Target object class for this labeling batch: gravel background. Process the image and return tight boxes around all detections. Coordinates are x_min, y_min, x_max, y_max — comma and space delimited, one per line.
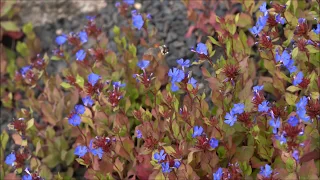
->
17, 0, 219, 75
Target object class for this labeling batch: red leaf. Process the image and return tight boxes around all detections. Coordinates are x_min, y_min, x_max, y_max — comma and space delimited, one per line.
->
185, 25, 196, 38
4, 31, 23, 39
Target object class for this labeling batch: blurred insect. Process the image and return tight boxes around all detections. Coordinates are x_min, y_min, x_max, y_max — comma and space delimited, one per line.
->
143, 45, 169, 61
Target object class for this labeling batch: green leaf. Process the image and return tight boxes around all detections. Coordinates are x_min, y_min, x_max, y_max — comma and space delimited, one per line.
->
51, 55, 62, 61
228, 24, 237, 35
235, 13, 240, 23
234, 146, 254, 162
82, 117, 94, 129
1, 131, 9, 149
172, 121, 180, 139
128, 44, 137, 56
208, 36, 221, 47
217, 146, 227, 158
286, 86, 301, 93
121, 36, 127, 49
26, 118, 34, 130
285, 92, 298, 105
0, 21, 19, 31
46, 127, 55, 138
22, 22, 33, 35
42, 153, 60, 168
226, 40, 231, 57
113, 26, 120, 36
76, 158, 89, 167
187, 152, 194, 164
16, 42, 29, 57
286, 157, 296, 172
155, 172, 165, 180
35, 141, 41, 156
65, 149, 75, 166
292, 47, 299, 58
39, 165, 53, 180
1, 1, 15, 17
163, 146, 176, 155
60, 82, 72, 89
306, 45, 320, 54
76, 74, 84, 88
263, 59, 275, 76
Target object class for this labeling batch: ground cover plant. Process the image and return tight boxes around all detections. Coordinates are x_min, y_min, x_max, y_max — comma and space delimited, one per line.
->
1, 0, 320, 179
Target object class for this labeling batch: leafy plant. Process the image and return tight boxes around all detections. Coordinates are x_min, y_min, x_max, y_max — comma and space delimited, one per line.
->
1, 0, 320, 180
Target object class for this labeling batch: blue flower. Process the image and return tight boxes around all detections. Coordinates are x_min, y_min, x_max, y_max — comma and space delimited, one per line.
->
88, 140, 104, 159
55, 34, 68, 45
132, 14, 144, 30
296, 109, 310, 122
296, 96, 308, 109
91, 147, 104, 159
82, 96, 94, 107
76, 49, 86, 61
5, 153, 16, 166
154, 150, 166, 162
249, 15, 268, 36
269, 117, 281, 134
68, 114, 81, 126
295, 96, 310, 122
313, 24, 320, 34
136, 130, 142, 139
20, 65, 32, 77
74, 104, 85, 115
168, 68, 185, 83
259, 2, 268, 15
115, 2, 120, 7
78, 31, 88, 43
249, 26, 260, 37
192, 126, 204, 138
275, 50, 291, 66
188, 77, 197, 88
88, 73, 101, 86
231, 103, 245, 115
224, 112, 237, 126
259, 164, 272, 178
171, 83, 180, 92
258, 100, 270, 112
86, 16, 96, 21
146, 13, 152, 20
213, 167, 223, 180
137, 60, 150, 70
176, 58, 190, 68
124, 0, 134, 5
292, 150, 299, 161
298, 18, 306, 24
174, 160, 181, 168
74, 145, 88, 157
209, 138, 219, 149
22, 175, 32, 180
161, 162, 171, 173
275, 14, 285, 24
288, 116, 299, 127
113, 81, 126, 88
276, 132, 287, 145
253, 85, 264, 92
196, 43, 208, 55
293, 71, 303, 86
288, 65, 297, 74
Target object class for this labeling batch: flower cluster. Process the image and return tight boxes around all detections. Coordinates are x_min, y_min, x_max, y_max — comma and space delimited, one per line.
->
167, 58, 197, 92
153, 150, 181, 174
